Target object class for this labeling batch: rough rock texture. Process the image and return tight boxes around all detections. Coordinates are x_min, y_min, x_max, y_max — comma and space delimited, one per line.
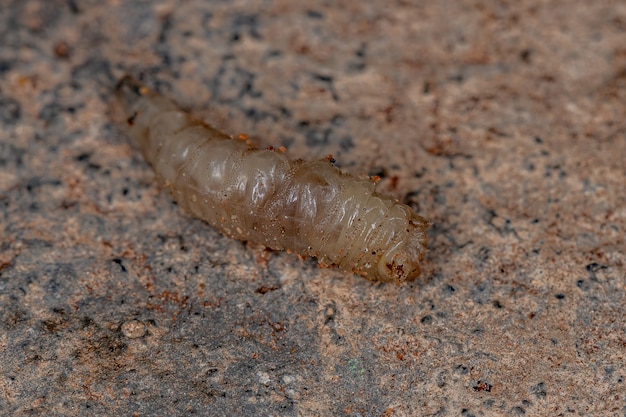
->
1, 1, 624, 416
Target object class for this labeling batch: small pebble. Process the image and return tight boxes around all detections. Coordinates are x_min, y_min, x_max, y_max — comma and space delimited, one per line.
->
121, 319, 146, 339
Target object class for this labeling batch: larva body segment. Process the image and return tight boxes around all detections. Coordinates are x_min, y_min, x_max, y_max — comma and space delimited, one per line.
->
115, 76, 429, 283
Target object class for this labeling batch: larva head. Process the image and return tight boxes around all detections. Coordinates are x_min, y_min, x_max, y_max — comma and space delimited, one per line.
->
114, 76, 179, 131
115, 76, 146, 115
115, 76, 188, 164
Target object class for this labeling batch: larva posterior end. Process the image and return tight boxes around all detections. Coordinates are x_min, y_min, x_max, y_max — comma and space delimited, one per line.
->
377, 215, 429, 284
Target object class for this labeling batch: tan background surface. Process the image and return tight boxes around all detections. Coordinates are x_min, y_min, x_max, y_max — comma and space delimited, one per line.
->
1, 0, 625, 416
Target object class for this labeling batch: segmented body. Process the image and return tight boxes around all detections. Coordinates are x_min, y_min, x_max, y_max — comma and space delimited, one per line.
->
115, 76, 428, 283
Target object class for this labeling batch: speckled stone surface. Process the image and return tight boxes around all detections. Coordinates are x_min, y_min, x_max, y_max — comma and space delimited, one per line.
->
1, 1, 625, 416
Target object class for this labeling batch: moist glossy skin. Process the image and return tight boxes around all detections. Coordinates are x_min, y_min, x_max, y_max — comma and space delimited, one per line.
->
115, 76, 429, 283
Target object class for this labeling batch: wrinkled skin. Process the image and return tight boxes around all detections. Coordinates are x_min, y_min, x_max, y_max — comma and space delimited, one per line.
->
116, 76, 428, 283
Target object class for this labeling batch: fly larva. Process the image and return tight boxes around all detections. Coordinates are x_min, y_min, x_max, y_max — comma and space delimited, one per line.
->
115, 76, 429, 283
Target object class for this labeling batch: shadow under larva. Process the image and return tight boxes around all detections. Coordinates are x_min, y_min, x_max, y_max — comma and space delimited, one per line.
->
114, 76, 429, 283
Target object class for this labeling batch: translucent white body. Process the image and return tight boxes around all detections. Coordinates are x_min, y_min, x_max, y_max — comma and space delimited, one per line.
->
115, 76, 428, 283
